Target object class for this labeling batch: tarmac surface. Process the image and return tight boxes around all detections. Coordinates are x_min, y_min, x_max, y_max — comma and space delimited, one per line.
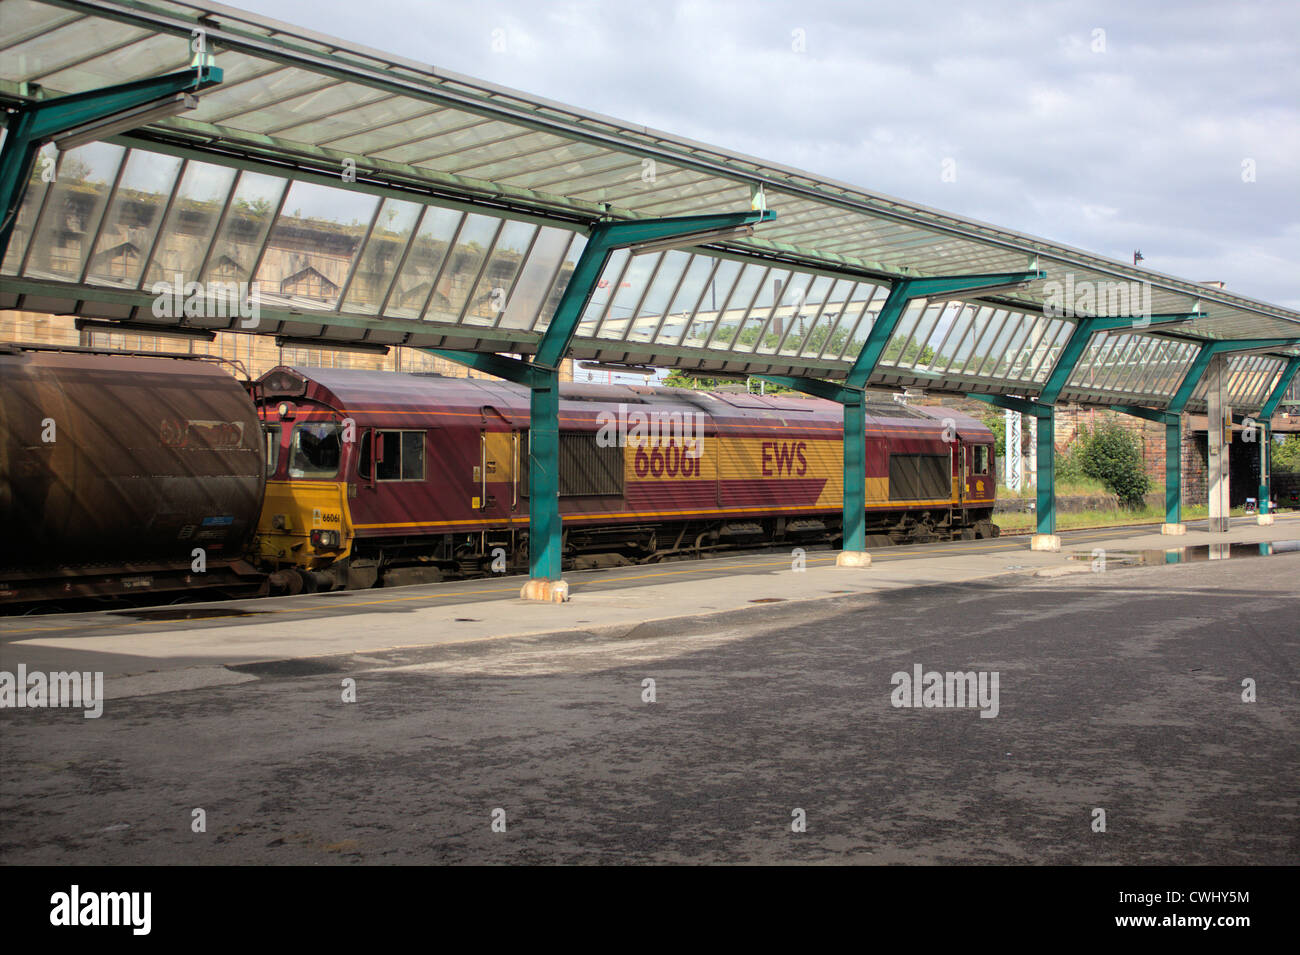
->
1, 516, 1297, 864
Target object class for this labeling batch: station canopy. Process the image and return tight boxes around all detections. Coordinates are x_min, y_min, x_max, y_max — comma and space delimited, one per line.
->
2, 0, 1298, 415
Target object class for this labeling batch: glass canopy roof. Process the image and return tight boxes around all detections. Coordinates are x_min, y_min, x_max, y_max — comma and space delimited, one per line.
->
1, 0, 1297, 412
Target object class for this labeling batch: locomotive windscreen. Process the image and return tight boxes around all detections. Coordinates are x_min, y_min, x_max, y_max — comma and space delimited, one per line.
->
889, 454, 951, 501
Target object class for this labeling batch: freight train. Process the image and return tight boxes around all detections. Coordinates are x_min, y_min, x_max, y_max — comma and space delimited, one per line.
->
0, 343, 999, 608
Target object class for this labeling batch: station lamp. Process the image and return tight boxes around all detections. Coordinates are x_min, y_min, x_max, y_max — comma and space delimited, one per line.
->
52, 93, 201, 152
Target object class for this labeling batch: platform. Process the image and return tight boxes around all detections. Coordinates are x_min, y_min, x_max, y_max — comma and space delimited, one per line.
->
2, 513, 1295, 701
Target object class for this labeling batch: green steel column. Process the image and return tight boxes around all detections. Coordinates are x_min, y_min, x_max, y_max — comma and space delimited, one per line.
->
1036, 411, 1055, 535
0, 109, 40, 259
765, 270, 1041, 556
842, 395, 867, 552
529, 372, 562, 579
755, 374, 868, 552
841, 270, 1042, 552
1166, 418, 1182, 524
1163, 342, 1299, 527
434, 210, 774, 584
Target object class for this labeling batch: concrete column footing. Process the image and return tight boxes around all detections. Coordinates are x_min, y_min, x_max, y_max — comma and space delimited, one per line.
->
1161, 523, 1187, 535
1030, 534, 1061, 552
836, 551, 873, 567
520, 579, 570, 602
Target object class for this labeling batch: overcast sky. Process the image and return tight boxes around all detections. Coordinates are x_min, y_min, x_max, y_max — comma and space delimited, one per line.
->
246, 0, 1298, 309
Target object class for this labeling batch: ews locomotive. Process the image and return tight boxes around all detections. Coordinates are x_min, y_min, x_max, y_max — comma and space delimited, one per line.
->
252, 365, 998, 591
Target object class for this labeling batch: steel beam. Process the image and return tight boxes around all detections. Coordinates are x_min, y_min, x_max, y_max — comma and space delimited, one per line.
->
1168, 340, 1300, 414
1040, 313, 1202, 405
755, 375, 857, 405
845, 271, 1042, 389
1258, 356, 1300, 421
430, 210, 774, 590
0, 67, 222, 261
967, 393, 1051, 417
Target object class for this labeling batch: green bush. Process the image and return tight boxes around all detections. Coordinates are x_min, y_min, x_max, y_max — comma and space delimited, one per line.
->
1275, 434, 1300, 473
1056, 424, 1088, 483
1077, 422, 1150, 507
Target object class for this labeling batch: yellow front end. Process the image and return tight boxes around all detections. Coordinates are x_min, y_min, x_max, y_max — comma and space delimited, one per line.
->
255, 480, 355, 570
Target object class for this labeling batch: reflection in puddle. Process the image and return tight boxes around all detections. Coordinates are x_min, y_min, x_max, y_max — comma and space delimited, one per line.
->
1069, 540, 1300, 566
115, 607, 269, 620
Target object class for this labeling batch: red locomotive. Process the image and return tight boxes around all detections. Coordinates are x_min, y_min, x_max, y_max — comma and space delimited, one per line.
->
252, 365, 998, 590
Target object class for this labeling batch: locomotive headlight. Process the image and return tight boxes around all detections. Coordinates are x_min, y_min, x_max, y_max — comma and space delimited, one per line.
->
278, 401, 294, 420
310, 529, 341, 549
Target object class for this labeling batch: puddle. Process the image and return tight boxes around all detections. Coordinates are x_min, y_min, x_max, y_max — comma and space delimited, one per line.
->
1069, 540, 1300, 566
227, 658, 343, 677
115, 607, 268, 620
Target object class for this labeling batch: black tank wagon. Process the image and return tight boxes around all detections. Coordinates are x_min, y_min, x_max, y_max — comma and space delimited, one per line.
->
0, 345, 266, 607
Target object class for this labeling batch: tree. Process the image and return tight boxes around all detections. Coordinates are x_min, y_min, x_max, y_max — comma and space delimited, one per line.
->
661, 369, 796, 394
1274, 434, 1300, 473
1078, 422, 1150, 507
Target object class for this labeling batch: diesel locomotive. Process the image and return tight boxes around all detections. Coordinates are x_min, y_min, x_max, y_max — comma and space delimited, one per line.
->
0, 344, 999, 607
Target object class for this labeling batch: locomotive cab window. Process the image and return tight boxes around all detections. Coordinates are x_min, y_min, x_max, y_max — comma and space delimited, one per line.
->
289, 422, 341, 479
972, 445, 990, 474
368, 430, 425, 482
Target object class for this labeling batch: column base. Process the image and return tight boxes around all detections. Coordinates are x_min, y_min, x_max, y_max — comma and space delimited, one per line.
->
836, 551, 872, 567
1257, 513, 1275, 526
1161, 523, 1187, 535
1030, 534, 1061, 552
520, 579, 570, 603
1208, 517, 1231, 533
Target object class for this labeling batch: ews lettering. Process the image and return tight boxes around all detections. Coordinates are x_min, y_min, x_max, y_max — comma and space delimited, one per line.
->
762, 441, 808, 477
